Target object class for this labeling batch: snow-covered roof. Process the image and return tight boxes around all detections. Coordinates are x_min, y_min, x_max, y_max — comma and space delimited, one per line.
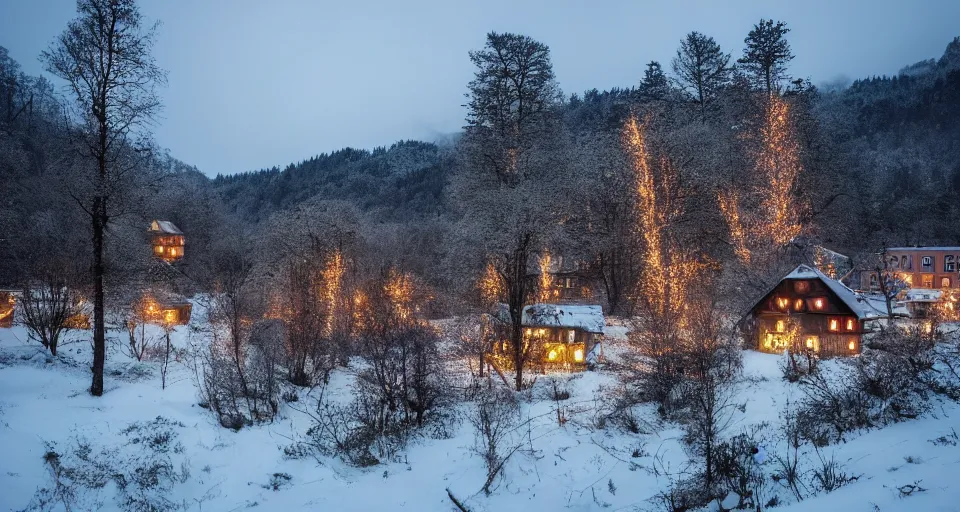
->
888, 246, 960, 252
149, 220, 182, 235
782, 264, 880, 320
519, 304, 605, 333
903, 289, 943, 303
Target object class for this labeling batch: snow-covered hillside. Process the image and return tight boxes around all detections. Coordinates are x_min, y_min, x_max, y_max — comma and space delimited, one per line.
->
0, 317, 958, 512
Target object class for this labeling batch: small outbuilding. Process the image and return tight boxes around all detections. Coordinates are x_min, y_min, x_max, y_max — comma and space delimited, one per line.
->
496, 303, 605, 368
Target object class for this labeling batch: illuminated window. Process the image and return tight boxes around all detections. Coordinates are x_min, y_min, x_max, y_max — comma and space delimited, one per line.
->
848, 339, 856, 351
794, 299, 804, 311
812, 297, 825, 310
775, 320, 785, 333
776, 297, 789, 310
804, 336, 820, 351
846, 319, 855, 331
941, 277, 951, 288
547, 349, 558, 361
922, 274, 934, 288
829, 318, 839, 332
573, 348, 584, 362
794, 281, 810, 294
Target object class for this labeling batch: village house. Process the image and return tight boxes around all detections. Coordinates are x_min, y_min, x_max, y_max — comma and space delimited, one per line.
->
744, 264, 890, 357
149, 220, 185, 262
541, 254, 599, 302
859, 246, 960, 291
495, 303, 606, 369
140, 292, 192, 326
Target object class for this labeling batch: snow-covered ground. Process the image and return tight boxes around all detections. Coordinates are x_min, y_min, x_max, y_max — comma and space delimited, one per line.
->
0, 314, 958, 511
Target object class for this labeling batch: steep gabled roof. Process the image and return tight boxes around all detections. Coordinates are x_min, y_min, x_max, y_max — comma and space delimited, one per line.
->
149, 220, 182, 235
753, 264, 886, 320
495, 303, 606, 333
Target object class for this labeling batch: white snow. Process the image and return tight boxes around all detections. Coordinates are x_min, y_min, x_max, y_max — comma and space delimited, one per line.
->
0, 308, 958, 511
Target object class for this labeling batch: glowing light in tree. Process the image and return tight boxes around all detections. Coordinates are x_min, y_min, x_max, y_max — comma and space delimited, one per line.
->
478, 261, 504, 307
321, 249, 346, 336
622, 116, 703, 322
537, 251, 555, 303
719, 95, 806, 263
384, 268, 415, 321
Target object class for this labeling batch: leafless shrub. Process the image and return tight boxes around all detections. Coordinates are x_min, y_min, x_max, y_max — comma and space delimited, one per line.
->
25, 417, 191, 512
712, 424, 769, 510
18, 283, 85, 357
779, 348, 818, 383
771, 402, 807, 502
467, 387, 522, 495
810, 448, 858, 494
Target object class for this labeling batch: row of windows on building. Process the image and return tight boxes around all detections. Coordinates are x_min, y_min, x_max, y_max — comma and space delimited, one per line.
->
889, 255, 958, 272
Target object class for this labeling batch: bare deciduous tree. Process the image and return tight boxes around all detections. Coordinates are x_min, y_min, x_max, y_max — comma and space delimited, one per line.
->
42, 0, 166, 396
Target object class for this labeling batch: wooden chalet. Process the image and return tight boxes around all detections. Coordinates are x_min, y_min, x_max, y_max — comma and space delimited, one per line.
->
744, 265, 888, 357
496, 303, 606, 369
149, 220, 185, 262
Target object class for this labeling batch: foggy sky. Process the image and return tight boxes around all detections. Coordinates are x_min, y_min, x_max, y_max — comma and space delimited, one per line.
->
1, 0, 958, 176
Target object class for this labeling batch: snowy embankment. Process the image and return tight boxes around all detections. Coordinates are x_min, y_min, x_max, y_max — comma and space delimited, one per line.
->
0, 315, 958, 511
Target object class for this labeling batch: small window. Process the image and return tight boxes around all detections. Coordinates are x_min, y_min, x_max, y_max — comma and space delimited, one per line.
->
828, 318, 840, 332
945, 255, 956, 272
811, 297, 826, 310
775, 320, 785, 333
794, 299, 804, 312
776, 297, 789, 310
846, 319, 855, 331
869, 274, 878, 286
567, 330, 575, 343
803, 336, 820, 352
794, 281, 810, 294
922, 274, 934, 288
890, 257, 899, 269
901, 256, 908, 269
922, 256, 932, 267
941, 277, 951, 288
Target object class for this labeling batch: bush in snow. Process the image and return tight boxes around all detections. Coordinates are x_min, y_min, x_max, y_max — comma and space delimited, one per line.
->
467, 387, 522, 495
26, 416, 192, 512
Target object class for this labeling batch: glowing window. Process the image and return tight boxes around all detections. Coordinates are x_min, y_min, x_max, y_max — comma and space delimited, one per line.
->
573, 348, 584, 362
775, 320, 785, 333
794, 299, 804, 311
804, 336, 820, 351
846, 319, 855, 331
794, 281, 810, 294
812, 297, 825, 310
848, 339, 856, 351
829, 318, 839, 332
776, 297, 789, 310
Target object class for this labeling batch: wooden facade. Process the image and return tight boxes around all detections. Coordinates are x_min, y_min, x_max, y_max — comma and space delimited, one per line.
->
746, 265, 876, 357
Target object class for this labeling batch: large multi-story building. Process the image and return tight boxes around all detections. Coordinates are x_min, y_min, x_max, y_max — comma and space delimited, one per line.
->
860, 247, 960, 290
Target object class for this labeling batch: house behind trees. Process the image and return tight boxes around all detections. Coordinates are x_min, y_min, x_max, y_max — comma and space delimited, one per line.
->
859, 247, 960, 291
149, 220, 185, 262
495, 303, 605, 368
744, 264, 890, 357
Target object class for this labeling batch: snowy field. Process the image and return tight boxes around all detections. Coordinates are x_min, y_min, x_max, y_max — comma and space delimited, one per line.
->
1, 312, 958, 511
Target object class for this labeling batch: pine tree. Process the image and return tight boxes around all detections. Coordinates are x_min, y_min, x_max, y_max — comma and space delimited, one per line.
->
738, 19, 794, 94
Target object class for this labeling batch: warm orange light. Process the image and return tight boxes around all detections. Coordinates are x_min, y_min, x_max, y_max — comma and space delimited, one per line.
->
829, 319, 839, 332
573, 348, 584, 362
846, 319, 854, 331
813, 298, 824, 310
848, 340, 856, 351
775, 320, 785, 333
794, 299, 803, 311
547, 349, 558, 361
805, 338, 814, 348
776, 297, 789, 310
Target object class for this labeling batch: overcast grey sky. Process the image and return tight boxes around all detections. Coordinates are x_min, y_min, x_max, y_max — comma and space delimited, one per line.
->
1, 0, 958, 176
